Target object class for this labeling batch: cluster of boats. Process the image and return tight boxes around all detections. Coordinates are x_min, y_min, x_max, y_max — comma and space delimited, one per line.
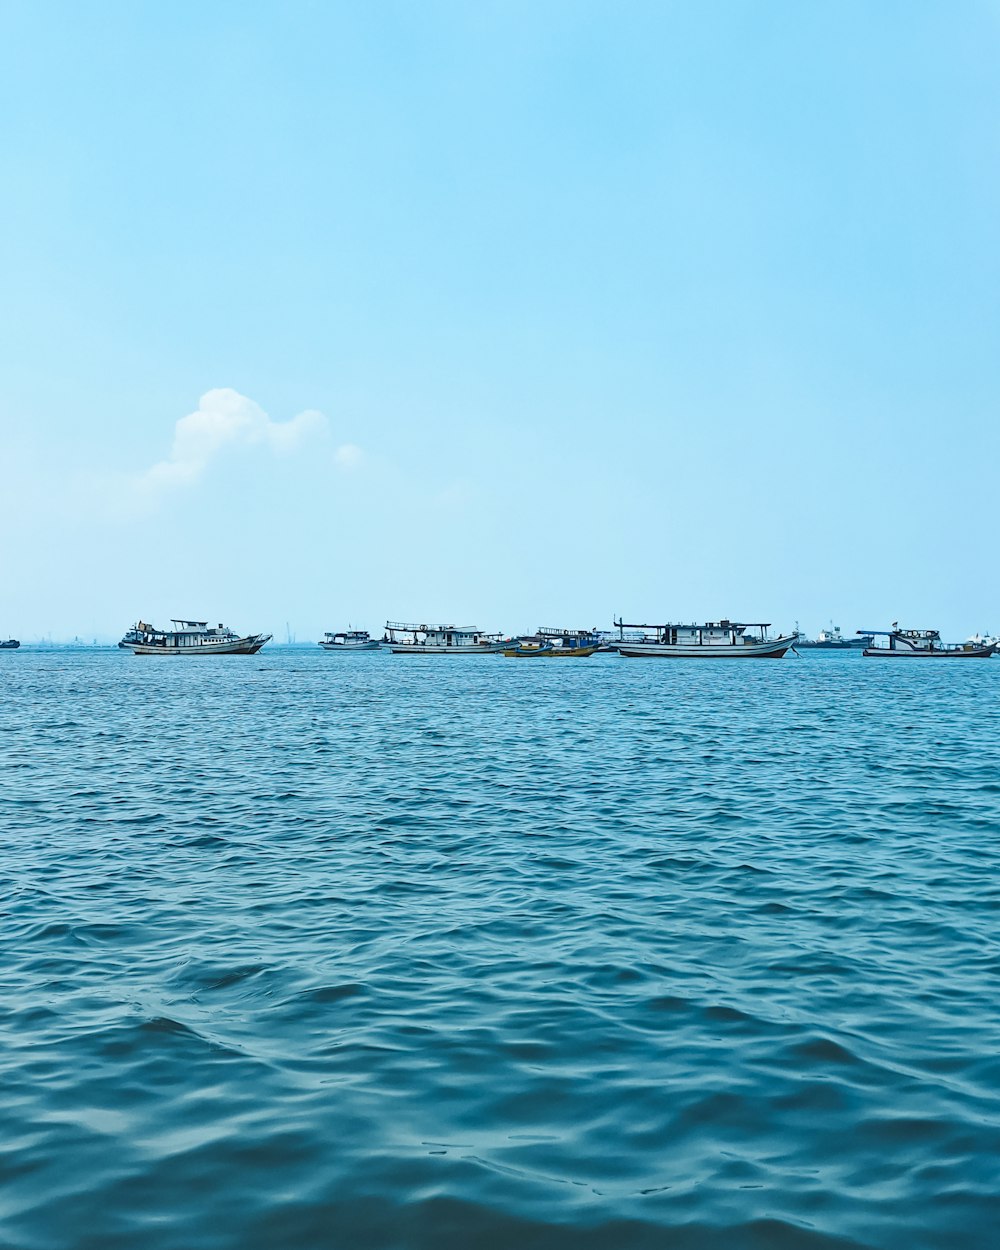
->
100, 617, 1000, 659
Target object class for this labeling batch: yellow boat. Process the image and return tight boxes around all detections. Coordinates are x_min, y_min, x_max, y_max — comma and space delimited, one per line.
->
503, 628, 599, 658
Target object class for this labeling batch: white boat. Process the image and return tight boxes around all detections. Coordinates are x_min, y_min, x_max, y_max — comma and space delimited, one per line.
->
122, 619, 272, 656
384, 621, 506, 654
796, 623, 871, 650
861, 626, 995, 659
319, 630, 380, 651
615, 618, 796, 659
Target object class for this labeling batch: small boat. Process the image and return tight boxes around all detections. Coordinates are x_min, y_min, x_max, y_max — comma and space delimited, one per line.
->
861, 625, 995, 658
384, 621, 506, 654
615, 618, 796, 659
796, 623, 872, 650
0, 638, 20, 650
318, 630, 380, 651
503, 627, 599, 657
122, 619, 272, 656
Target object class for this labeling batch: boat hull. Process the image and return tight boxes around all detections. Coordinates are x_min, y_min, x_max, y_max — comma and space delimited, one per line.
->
503, 646, 598, 658
389, 643, 506, 654
862, 645, 995, 659
319, 641, 381, 651
0, 639, 20, 650
127, 634, 271, 656
618, 636, 795, 659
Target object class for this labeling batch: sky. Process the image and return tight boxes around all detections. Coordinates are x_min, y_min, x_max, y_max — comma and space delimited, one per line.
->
2, 0, 999, 642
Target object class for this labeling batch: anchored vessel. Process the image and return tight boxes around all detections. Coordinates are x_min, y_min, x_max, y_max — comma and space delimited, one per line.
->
615, 619, 796, 659
797, 624, 872, 650
384, 621, 506, 654
504, 627, 600, 657
319, 630, 380, 651
121, 620, 272, 656
0, 638, 19, 650
861, 626, 995, 658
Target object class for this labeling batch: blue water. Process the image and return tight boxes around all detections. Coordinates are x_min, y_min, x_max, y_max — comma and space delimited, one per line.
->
2, 648, 999, 1250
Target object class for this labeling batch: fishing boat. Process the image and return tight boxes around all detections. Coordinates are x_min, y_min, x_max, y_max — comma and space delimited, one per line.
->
860, 626, 995, 658
503, 627, 599, 657
384, 621, 506, 654
0, 638, 20, 650
121, 620, 272, 656
615, 618, 796, 659
318, 630, 380, 651
796, 623, 872, 650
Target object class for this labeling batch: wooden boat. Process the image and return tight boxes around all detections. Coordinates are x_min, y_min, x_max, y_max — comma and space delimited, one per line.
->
122, 620, 272, 656
0, 638, 20, 650
319, 630, 380, 651
503, 627, 599, 657
615, 618, 795, 659
861, 626, 995, 658
384, 621, 506, 654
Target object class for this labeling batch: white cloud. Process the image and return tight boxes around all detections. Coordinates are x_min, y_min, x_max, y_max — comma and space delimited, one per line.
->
334, 442, 364, 469
134, 388, 336, 501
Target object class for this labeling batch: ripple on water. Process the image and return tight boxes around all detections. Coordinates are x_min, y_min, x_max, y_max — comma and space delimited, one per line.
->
2, 650, 1000, 1249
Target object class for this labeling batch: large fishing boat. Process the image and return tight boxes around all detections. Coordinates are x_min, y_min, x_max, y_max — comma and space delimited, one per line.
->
615, 618, 796, 659
0, 638, 19, 650
384, 621, 506, 654
503, 627, 600, 657
860, 626, 995, 658
318, 629, 380, 651
796, 623, 872, 650
121, 620, 272, 656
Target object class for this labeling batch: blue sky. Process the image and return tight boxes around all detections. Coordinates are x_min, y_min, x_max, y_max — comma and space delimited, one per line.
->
2, 1, 998, 641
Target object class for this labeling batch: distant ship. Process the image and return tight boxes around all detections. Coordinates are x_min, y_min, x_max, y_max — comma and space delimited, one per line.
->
614, 618, 796, 659
861, 626, 995, 659
796, 624, 872, 650
120, 620, 272, 656
384, 621, 506, 654
0, 638, 20, 650
318, 630, 380, 651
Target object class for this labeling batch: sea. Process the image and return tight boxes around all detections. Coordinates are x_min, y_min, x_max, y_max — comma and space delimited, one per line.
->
2, 647, 999, 1250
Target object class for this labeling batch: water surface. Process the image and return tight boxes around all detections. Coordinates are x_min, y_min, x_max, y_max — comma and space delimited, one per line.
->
2, 649, 999, 1249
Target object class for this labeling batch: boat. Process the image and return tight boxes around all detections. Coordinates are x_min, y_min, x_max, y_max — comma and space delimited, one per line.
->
503, 629, 599, 657
614, 618, 796, 659
121, 619, 272, 656
318, 630, 380, 651
860, 625, 995, 658
384, 621, 507, 654
503, 627, 600, 657
796, 623, 872, 650
0, 638, 20, 650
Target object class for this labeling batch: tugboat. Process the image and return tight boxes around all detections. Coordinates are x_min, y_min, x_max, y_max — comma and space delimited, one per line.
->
318, 629, 380, 651
503, 627, 600, 657
860, 625, 995, 658
384, 621, 506, 654
0, 638, 20, 650
615, 618, 796, 659
121, 620, 272, 655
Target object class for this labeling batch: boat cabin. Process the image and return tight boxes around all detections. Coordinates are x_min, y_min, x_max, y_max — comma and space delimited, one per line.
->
322, 630, 371, 645
614, 618, 773, 646
384, 621, 499, 646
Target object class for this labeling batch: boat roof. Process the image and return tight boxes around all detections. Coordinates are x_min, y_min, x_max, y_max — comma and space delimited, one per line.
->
385, 621, 481, 631
615, 619, 771, 629
859, 628, 940, 636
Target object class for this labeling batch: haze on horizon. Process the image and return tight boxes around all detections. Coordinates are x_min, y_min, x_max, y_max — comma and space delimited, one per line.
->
3, 2, 999, 644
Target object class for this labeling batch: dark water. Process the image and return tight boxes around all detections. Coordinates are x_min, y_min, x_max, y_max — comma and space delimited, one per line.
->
2, 648, 999, 1250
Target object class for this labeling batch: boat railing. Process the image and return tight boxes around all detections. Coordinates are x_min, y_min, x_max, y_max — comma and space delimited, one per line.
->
385, 621, 458, 633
